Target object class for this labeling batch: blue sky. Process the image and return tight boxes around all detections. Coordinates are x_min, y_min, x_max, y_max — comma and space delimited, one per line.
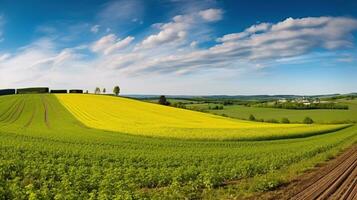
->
0, 0, 357, 95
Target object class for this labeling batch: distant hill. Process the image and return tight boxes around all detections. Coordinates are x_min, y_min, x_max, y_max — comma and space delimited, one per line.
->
124, 93, 356, 101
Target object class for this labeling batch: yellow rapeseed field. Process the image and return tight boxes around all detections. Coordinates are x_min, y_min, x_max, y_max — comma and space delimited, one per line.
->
56, 94, 347, 140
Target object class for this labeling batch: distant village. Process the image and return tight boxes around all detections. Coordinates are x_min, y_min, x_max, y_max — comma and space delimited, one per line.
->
277, 97, 327, 106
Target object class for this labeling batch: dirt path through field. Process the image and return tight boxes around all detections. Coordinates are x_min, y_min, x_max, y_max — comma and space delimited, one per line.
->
41, 96, 50, 128
257, 145, 357, 200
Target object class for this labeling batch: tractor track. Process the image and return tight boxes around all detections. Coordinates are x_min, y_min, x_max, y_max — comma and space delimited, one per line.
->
24, 104, 37, 128
0, 97, 22, 122
289, 145, 357, 200
254, 145, 357, 200
41, 96, 51, 128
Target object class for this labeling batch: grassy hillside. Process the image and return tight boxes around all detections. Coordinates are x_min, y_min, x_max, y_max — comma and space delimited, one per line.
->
0, 94, 356, 199
55, 94, 346, 140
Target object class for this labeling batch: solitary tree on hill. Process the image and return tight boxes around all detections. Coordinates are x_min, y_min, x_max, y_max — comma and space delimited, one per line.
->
303, 117, 314, 124
95, 87, 101, 94
159, 95, 170, 106
249, 114, 256, 121
113, 86, 120, 96
281, 117, 290, 124
103, 88, 106, 94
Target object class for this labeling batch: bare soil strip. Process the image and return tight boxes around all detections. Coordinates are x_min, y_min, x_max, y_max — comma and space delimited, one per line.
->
24, 105, 36, 128
41, 96, 50, 128
256, 145, 357, 200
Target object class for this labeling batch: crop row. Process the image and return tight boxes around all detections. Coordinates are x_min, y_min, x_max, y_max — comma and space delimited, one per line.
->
0, 94, 356, 199
56, 94, 349, 140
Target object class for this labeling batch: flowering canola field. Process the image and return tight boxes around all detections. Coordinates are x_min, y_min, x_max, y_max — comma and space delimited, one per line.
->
56, 94, 347, 140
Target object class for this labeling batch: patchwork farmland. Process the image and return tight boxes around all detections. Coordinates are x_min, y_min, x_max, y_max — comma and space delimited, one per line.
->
0, 93, 356, 199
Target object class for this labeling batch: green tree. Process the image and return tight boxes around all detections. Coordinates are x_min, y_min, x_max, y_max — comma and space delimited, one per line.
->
158, 95, 170, 105
303, 117, 314, 124
281, 118, 290, 124
113, 86, 120, 96
249, 114, 256, 121
102, 88, 106, 94
95, 87, 101, 94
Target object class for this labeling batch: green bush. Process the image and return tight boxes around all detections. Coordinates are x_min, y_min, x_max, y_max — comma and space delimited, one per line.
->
159, 95, 170, 106
303, 117, 314, 124
249, 114, 256, 121
265, 119, 279, 123
172, 102, 186, 109
281, 118, 290, 124
208, 105, 224, 110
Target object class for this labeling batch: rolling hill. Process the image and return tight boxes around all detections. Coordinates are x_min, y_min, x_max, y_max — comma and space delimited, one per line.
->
55, 94, 347, 140
0, 94, 356, 199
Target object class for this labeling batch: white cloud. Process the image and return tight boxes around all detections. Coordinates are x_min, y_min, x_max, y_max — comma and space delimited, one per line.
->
139, 8, 222, 49
90, 25, 100, 33
91, 34, 134, 55
139, 15, 192, 49
0, 38, 87, 88
0, 53, 10, 61
1, 15, 357, 94
198, 9, 223, 22
213, 17, 357, 61
96, 0, 144, 33
125, 16, 357, 75
190, 41, 198, 48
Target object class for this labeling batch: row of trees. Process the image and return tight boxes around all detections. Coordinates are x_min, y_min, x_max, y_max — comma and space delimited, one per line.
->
253, 102, 349, 110
249, 114, 314, 124
94, 86, 120, 96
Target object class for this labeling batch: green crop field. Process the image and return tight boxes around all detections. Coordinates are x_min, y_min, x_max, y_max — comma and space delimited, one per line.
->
0, 94, 356, 199
190, 100, 357, 124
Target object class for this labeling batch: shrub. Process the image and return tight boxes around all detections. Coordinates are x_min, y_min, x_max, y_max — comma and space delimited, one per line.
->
172, 102, 186, 109
303, 117, 314, 124
113, 86, 120, 96
265, 119, 279, 123
209, 105, 224, 110
159, 95, 170, 106
281, 118, 290, 124
249, 114, 256, 121
0, 89, 16, 96
50, 90, 67, 93
69, 90, 83, 93
16, 87, 49, 94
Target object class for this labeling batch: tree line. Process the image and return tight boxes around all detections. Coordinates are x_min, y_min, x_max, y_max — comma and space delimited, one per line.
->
92, 86, 121, 96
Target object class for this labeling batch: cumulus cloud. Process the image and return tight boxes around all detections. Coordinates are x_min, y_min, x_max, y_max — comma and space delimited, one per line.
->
198, 8, 223, 22
91, 34, 134, 55
0, 38, 87, 88
139, 8, 223, 49
125, 16, 357, 74
214, 17, 357, 61
0, 53, 10, 62
1, 15, 357, 90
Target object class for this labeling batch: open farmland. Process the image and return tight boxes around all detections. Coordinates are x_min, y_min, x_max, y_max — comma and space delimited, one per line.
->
0, 94, 356, 199
55, 94, 347, 140
196, 100, 357, 124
